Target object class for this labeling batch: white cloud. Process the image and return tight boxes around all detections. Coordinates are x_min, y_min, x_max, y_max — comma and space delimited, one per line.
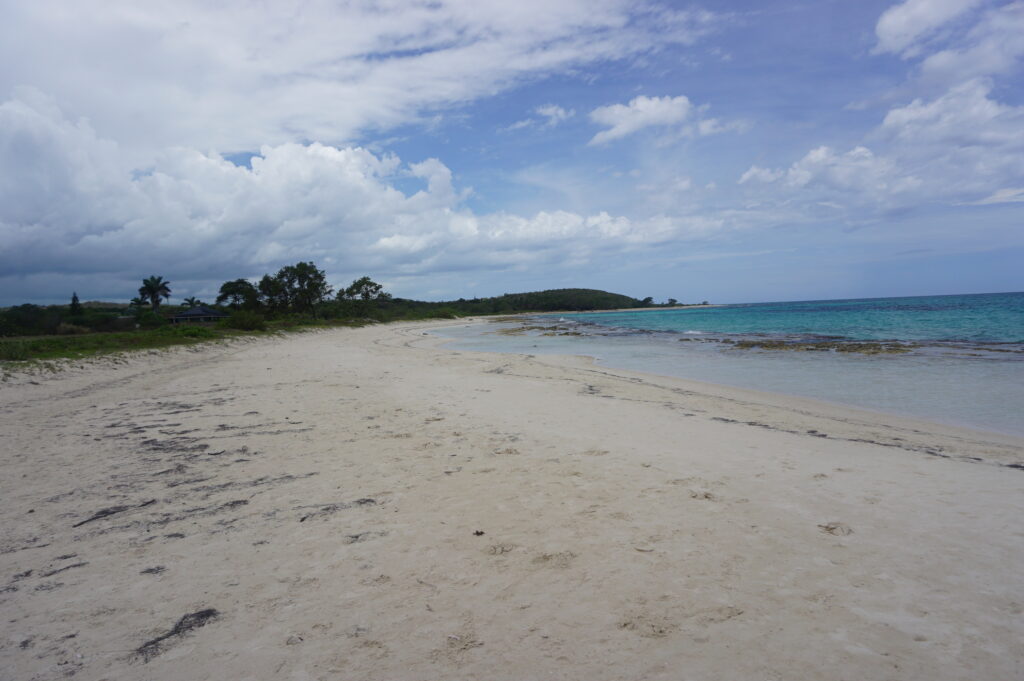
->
783, 146, 921, 195
880, 78, 1024, 147
874, 0, 984, 57
918, 2, 1024, 83
588, 95, 692, 145
535, 104, 575, 127
503, 119, 534, 131
503, 104, 575, 132
588, 94, 745, 145
0, 91, 714, 301
966, 187, 1024, 204
738, 166, 783, 185
738, 76, 1024, 216
741, 146, 921, 200
742, 6, 1024, 219
697, 117, 743, 136
878, 78, 1024, 197
0, 1, 720, 158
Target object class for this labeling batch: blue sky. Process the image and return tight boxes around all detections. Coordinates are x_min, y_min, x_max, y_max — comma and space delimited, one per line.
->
0, 0, 1021, 305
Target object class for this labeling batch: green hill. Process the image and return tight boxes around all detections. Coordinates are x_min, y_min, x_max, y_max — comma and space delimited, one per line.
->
481, 288, 641, 312
383, 288, 641, 316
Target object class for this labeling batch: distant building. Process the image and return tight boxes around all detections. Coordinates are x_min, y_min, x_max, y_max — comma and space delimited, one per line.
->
171, 305, 229, 324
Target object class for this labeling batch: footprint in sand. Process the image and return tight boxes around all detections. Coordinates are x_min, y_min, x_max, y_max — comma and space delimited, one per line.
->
618, 612, 678, 638
531, 551, 577, 568
487, 543, 516, 555
694, 605, 744, 626
671, 476, 725, 488
818, 522, 854, 536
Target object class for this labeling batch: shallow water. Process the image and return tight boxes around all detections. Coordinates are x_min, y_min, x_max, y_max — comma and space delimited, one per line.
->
567, 292, 1024, 344
435, 293, 1024, 437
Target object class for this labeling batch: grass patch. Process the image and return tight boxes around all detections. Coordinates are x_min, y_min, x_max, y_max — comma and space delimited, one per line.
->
0, 311, 447, 365
0, 325, 240, 362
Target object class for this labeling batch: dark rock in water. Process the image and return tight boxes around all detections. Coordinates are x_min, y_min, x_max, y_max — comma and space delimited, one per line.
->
732, 339, 913, 355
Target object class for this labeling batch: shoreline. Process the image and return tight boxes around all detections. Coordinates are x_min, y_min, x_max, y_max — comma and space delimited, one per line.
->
419, 320, 1023, 466
2, 320, 1022, 680
438, 315, 1024, 440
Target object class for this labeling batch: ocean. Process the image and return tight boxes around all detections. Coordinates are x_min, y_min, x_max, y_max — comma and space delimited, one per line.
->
434, 292, 1024, 436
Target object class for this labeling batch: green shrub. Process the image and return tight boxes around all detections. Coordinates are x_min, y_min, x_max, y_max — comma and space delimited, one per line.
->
157, 325, 220, 339
223, 310, 266, 331
0, 340, 30, 361
427, 308, 458, 319
137, 310, 168, 329
56, 323, 91, 335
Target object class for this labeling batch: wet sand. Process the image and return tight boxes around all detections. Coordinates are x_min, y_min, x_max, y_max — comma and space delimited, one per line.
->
1, 320, 1022, 680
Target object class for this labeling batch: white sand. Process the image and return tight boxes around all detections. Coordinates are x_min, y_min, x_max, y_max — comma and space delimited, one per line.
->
2, 320, 1022, 680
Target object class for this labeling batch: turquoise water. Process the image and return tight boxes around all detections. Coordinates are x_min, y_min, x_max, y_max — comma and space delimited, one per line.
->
566, 292, 1024, 344
436, 292, 1024, 436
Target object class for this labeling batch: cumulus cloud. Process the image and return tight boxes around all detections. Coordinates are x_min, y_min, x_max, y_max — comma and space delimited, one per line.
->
739, 2, 1024, 220
0, 92, 710, 302
588, 95, 692, 145
587, 95, 743, 145
740, 146, 919, 198
880, 78, 1024, 148
739, 76, 1024, 212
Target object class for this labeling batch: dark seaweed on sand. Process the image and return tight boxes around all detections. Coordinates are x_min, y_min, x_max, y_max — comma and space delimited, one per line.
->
132, 608, 220, 663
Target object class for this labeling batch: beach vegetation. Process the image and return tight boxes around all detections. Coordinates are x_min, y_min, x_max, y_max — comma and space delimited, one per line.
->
216, 279, 260, 309
0, 340, 30, 361
1, 259, 665, 362
56, 323, 91, 335
222, 310, 267, 331
138, 275, 172, 312
137, 310, 168, 329
0, 325, 231, 362
260, 262, 333, 315
342, 276, 390, 302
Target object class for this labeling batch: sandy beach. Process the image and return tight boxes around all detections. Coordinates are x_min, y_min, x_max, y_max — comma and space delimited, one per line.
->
2, 320, 1022, 681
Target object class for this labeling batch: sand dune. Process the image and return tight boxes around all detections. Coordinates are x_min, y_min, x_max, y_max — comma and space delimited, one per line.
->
2, 320, 1022, 680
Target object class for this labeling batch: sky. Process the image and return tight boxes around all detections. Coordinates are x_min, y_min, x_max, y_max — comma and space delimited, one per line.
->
1, 0, 1022, 306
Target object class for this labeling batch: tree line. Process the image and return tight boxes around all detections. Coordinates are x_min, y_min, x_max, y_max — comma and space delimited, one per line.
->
0, 260, 702, 337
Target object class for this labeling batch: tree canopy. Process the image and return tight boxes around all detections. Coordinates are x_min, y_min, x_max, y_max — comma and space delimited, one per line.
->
216, 279, 259, 309
341, 276, 390, 302
138, 276, 171, 312
277, 262, 333, 314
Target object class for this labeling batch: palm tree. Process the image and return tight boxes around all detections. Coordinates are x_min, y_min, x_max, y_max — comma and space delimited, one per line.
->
183, 296, 201, 308
139, 276, 172, 313
128, 296, 146, 310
